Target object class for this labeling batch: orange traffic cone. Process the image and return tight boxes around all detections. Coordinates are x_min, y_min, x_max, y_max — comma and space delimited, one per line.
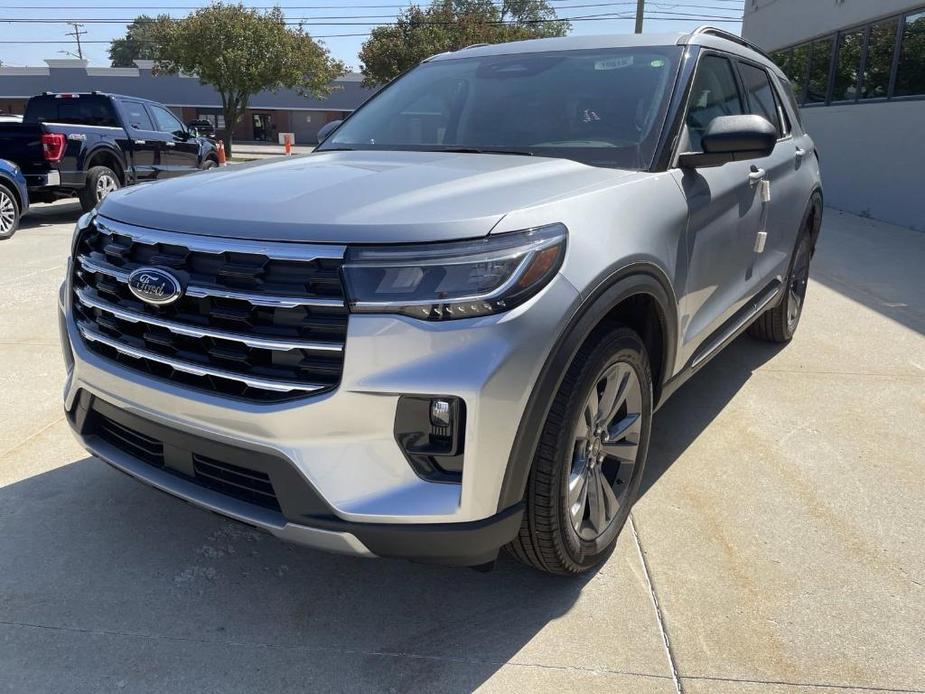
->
217, 140, 227, 166
284, 134, 292, 156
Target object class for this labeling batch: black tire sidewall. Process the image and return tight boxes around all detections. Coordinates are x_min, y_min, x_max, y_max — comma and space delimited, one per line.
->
556, 329, 653, 569
80, 166, 120, 213
0, 183, 19, 239
783, 233, 813, 337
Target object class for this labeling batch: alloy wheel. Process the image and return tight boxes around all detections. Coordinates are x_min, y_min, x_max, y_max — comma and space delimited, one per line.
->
96, 174, 119, 201
0, 190, 15, 235
568, 361, 643, 541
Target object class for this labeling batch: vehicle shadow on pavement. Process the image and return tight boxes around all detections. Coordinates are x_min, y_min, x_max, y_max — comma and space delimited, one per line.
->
0, 453, 597, 692
642, 334, 785, 497
20, 201, 83, 230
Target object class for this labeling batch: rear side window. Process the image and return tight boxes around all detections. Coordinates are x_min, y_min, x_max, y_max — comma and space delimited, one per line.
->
738, 62, 783, 137
24, 95, 118, 127
685, 55, 744, 152
119, 100, 154, 131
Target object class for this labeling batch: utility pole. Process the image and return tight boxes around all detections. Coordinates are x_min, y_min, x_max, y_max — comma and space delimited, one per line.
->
634, 0, 645, 34
63, 22, 87, 60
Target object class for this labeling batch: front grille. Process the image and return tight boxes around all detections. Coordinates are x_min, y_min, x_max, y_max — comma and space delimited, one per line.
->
192, 454, 280, 511
90, 405, 281, 513
71, 217, 348, 402
98, 414, 165, 466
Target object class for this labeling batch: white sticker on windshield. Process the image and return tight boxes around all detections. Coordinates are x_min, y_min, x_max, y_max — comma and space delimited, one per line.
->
595, 56, 634, 71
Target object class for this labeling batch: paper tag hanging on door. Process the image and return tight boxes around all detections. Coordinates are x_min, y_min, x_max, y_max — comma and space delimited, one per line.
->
760, 179, 771, 203
754, 231, 767, 254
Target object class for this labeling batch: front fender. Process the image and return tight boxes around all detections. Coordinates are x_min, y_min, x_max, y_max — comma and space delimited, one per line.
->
495, 264, 679, 511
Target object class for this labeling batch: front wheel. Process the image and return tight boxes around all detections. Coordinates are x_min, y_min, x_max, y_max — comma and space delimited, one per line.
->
507, 326, 652, 575
79, 166, 121, 213
0, 183, 21, 240
202, 158, 218, 170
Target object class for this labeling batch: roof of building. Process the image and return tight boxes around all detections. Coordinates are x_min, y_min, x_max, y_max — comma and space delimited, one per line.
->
0, 59, 375, 111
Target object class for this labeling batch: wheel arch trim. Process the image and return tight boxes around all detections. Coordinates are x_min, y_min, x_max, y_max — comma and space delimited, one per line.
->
496, 262, 679, 511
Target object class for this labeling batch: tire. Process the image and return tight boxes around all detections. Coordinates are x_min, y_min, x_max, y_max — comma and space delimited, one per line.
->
507, 325, 653, 575
0, 183, 20, 240
202, 158, 218, 170
79, 166, 121, 213
748, 231, 813, 343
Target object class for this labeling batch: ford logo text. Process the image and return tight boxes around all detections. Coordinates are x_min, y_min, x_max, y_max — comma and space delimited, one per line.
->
127, 267, 183, 306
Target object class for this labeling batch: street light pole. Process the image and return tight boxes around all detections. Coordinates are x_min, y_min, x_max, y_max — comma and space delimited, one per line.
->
635, 0, 645, 34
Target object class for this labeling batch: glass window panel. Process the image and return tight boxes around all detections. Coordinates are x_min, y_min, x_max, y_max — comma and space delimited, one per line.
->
832, 30, 864, 101
895, 11, 925, 97
788, 44, 810, 103
684, 55, 744, 152
739, 63, 782, 136
862, 19, 899, 99
806, 37, 834, 103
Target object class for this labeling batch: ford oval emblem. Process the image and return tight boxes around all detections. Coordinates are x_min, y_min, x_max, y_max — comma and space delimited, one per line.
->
127, 267, 183, 306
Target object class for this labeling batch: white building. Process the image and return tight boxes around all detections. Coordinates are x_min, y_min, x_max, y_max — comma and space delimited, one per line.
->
742, 1, 924, 230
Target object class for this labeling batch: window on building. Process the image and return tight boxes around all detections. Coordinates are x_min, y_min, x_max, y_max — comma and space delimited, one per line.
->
806, 37, 835, 103
832, 29, 864, 101
685, 55, 744, 152
895, 10, 925, 97
862, 19, 899, 99
787, 44, 811, 103
739, 62, 782, 136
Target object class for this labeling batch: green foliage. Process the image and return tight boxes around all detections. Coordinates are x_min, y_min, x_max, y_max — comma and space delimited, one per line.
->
109, 15, 171, 68
359, 0, 570, 86
154, 3, 345, 153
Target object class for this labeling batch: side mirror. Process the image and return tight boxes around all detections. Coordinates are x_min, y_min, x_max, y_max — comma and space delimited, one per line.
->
316, 120, 342, 144
679, 115, 777, 168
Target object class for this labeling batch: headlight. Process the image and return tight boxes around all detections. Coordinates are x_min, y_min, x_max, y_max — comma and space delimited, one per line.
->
342, 223, 567, 320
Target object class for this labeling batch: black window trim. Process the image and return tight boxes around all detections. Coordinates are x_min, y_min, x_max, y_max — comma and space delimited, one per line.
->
770, 3, 925, 107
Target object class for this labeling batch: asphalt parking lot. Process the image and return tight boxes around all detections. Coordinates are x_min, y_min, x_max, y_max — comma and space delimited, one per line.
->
1, 201, 923, 694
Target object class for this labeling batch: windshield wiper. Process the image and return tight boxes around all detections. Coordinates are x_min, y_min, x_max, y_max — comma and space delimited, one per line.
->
434, 147, 534, 157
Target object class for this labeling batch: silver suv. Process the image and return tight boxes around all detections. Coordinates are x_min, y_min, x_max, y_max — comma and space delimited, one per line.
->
59, 28, 822, 574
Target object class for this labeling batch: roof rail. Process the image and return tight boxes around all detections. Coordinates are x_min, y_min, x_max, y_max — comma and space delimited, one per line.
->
688, 25, 772, 61
460, 43, 489, 50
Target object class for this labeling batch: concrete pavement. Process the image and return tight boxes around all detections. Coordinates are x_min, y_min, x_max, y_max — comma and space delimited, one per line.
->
0, 202, 922, 693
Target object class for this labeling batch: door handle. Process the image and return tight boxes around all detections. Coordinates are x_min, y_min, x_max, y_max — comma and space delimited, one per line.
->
748, 167, 767, 186
165, 141, 176, 147
795, 147, 807, 160
134, 139, 146, 145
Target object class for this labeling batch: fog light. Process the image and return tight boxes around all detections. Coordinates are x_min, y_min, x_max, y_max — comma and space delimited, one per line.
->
395, 396, 466, 482
430, 399, 452, 428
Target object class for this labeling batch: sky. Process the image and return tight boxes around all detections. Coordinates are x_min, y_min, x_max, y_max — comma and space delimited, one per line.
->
0, 0, 744, 71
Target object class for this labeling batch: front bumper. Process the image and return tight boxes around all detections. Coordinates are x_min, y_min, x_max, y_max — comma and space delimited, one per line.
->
60, 272, 578, 564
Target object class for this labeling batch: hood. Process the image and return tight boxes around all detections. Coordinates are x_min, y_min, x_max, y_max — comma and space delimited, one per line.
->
98, 150, 634, 244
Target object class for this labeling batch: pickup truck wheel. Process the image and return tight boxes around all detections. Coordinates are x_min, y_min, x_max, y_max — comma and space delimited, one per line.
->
507, 326, 652, 575
0, 183, 20, 240
748, 232, 812, 343
79, 166, 121, 212
202, 158, 218, 170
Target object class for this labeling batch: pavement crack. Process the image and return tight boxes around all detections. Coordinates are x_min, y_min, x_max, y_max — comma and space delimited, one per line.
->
630, 513, 684, 694
683, 674, 925, 693
0, 415, 65, 460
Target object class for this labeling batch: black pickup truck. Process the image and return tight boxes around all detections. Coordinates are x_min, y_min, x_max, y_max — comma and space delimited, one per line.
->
0, 92, 219, 212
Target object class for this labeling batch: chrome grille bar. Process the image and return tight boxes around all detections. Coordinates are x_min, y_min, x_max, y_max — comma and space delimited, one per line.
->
74, 287, 343, 353
77, 321, 327, 393
95, 216, 346, 261
76, 254, 345, 309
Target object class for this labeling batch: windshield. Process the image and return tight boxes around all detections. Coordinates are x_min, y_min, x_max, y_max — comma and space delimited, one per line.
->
321, 46, 683, 170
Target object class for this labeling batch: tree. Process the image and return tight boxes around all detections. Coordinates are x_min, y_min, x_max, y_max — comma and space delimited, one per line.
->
109, 15, 171, 67
359, 0, 570, 86
154, 3, 345, 156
